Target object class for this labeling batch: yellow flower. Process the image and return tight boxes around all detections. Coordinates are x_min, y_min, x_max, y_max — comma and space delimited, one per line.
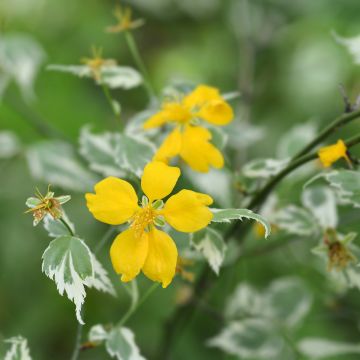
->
143, 85, 234, 172
85, 161, 213, 288
318, 139, 351, 168
81, 47, 116, 82
106, 6, 145, 33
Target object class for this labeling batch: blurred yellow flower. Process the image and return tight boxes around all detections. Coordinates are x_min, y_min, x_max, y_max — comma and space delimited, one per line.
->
85, 161, 213, 288
318, 139, 351, 168
106, 6, 145, 33
81, 47, 116, 82
143, 85, 234, 172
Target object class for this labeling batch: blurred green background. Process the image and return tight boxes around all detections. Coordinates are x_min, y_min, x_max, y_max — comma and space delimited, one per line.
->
1, 0, 360, 359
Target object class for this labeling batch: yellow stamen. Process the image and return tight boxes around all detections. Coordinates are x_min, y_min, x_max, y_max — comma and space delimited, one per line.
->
130, 206, 157, 238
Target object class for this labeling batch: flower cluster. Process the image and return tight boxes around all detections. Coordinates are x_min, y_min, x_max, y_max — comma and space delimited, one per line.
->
144, 85, 234, 172
84, 78, 234, 286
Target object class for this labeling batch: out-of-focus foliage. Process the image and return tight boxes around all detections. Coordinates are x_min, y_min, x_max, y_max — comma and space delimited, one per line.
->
1, 0, 360, 359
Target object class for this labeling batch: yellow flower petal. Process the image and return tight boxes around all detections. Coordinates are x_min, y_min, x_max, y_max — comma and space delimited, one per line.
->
143, 110, 169, 129
143, 103, 191, 129
163, 189, 213, 232
197, 99, 234, 125
142, 228, 178, 288
110, 228, 149, 282
180, 125, 224, 172
85, 177, 139, 225
183, 85, 222, 109
318, 139, 350, 168
153, 127, 182, 163
141, 161, 180, 201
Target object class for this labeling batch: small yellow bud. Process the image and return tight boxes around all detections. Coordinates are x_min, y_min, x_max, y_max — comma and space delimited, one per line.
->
318, 139, 351, 168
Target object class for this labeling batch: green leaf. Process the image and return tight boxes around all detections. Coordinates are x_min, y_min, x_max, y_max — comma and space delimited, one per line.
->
191, 228, 227, 275
211, 208, 271, 238
298, 338, 360, 358
325, 170, 360, 208
207, 319, 284, 359
48, 64, 142, 89
84, 254, 116, 297
27, 140, 100, 192
242, 158, 289, 179
80, 127, 156, 178
79, 127, 125, 177
225, 283, 263, 319
114, 134, 155, 177
0, 33, 46, 101
4, 336, 32, 360
225, 277, 312, 328
88, 324, 146, 360
42, 235, 93, 324
43, 213, 75, 238
333, 31, 360, 64
47, 64, 91, 77
125, 110, 158, 136
0, 131, 21, 159
264, 277, 312, 328
273, 205, 319, 236
302, 186, 338, 229
106, 327, 145, 360
89, 324, 108, 344
277, 122, 317, 158
100, 66, 142, 89
225, 121, 265, 150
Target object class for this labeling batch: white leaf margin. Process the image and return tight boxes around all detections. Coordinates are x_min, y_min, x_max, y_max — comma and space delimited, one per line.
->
4, 336, 32, 360
42, 237, 93, 324
84, 254, 117, 297
211, 208, 271, 238
42, 238, 116, 324
88, 324, 146, 360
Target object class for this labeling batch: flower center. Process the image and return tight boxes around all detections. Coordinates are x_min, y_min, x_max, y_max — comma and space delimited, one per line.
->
328, 241, 355, 271
131, 206, 156, 238
130, 197, 165, 237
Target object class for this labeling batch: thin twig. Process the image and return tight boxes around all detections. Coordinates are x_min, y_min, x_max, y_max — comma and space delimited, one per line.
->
292, 109, 360, 159
124, 31, 156, 102
117, 282, 159, 327
59, 217, 75, 237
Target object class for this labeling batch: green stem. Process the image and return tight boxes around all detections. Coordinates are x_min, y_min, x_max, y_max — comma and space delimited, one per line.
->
94, 226, 117, 254
101, 83, 123, 128
70, 321, 83, 360
226, 133, 360, 239
59, 217, 75, 236
292, 109, 360, 159
124, 31, 156, 102
117, 282, 159, 327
